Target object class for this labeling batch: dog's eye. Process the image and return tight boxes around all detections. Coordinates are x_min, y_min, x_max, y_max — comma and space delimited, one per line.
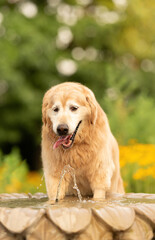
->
53, 107, 59, 112
70, 106, 78, 112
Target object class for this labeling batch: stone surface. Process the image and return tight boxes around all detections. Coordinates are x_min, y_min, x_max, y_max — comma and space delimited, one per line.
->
27, 216, 66, 240
118, 215, 154, 240
0, 193, 155, 240
47, 207, 91, 234
134, 204, 155, 226
93, 206, 135, 231
0, 208, 45, 233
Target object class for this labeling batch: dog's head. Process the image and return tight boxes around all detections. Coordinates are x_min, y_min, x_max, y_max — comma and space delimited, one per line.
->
42, 82, 98, 149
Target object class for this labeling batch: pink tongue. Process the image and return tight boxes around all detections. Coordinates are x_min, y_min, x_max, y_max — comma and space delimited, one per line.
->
53, 135, 71, 149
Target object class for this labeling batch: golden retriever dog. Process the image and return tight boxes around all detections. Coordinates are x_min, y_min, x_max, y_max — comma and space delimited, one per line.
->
41, 82, 124, 202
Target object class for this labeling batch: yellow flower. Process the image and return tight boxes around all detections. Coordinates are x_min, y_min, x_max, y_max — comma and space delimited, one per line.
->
133, 168, 147, 180
5, 178, 22, 193
27, 172, 42, 187
119, 142, 155, 192
119, 143, 155, 167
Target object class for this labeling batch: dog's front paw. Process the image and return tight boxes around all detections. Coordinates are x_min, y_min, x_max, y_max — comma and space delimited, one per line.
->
93, 188, 106, 199
47, 199, 56, 205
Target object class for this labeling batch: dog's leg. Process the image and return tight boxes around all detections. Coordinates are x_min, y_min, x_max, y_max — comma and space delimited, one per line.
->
89, 168, 112, 200
90, 147, 115, 200
45, 175, 66, 204
93, 188, 106, 199
90, 174, 110, 200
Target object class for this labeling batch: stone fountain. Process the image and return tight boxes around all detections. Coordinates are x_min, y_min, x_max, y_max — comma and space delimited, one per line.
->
1, 191, 155, 239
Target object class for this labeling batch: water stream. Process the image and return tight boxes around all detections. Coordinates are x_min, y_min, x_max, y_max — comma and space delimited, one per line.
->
56, 164, 82, 202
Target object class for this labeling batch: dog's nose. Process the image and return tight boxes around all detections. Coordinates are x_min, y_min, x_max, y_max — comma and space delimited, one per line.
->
57, 124, 69, 136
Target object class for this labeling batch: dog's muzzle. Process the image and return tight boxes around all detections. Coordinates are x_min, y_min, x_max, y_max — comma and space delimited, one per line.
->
57, 124, 69, 136
53, 121, 82, 150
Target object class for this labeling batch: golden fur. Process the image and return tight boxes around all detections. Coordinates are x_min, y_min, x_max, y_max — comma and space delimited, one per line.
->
41, 82, 124, 201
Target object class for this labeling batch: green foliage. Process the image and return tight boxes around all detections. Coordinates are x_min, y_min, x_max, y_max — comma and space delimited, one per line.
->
0, 0, 155, 169
0, 9, 60, 146
101, 66, 155, 144
0, 148, 27, 193
122, 162, 155, 193
0, 149, 45, 193
104, 95, 155, 144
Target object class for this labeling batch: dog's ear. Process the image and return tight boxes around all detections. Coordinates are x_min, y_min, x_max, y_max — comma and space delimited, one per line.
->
86, 95, 97, 125
42, 99, 49, 126
42, 87, 55, 127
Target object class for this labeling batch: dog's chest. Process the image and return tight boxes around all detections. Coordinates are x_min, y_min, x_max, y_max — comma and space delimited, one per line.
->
61, 146, 93, 168
67, 168, 92, 196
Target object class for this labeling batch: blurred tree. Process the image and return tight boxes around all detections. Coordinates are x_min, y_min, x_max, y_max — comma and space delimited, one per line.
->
0, 0, 154, 169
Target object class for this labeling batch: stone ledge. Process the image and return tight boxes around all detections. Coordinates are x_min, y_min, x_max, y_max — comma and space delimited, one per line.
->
0, 193, 155, 240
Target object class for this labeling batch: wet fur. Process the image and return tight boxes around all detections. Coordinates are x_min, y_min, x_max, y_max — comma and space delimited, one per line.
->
41, 82, 124, 201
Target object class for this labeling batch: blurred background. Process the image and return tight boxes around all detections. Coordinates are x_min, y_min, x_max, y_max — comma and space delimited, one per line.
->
0, 0, 155, 194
